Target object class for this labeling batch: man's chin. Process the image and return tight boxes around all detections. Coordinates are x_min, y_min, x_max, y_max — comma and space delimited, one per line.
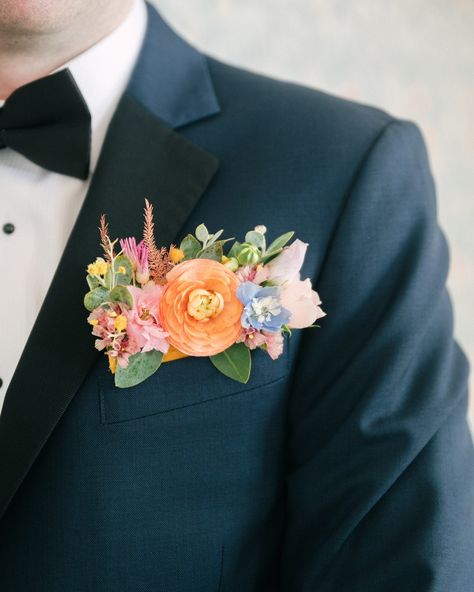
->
0, 0, 85, 36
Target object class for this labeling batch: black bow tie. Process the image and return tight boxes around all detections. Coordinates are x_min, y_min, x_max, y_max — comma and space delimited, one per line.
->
0, 69, 91, 180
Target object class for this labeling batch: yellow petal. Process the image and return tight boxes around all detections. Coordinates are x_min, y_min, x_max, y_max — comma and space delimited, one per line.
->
96, 260, 109, 275
114, 314, 127, 332
108, 355, 117, 374
162, 346, 188, 363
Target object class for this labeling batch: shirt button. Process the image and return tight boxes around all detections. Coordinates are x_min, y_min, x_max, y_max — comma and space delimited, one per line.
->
3, 222, 15, 234
0, 377, 3, 388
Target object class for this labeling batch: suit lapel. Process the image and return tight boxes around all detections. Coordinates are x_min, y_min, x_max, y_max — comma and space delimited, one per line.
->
0, 4, 220, 519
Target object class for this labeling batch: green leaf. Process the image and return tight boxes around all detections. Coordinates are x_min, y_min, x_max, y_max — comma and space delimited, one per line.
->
86, 274, 100, 290
84, 287, 110, 312
109, 285, 133, 308
265, 231, 294, 255
260, 251, 283, 265
206, 229, 224, 246
245, 230, 265, 250
198, 241, 223, 261
115, 350, 163, 388
195, 223, 209, 242
113, 255, 133, 285
226, 241, 241, 258
210, 343, 251, 384
180, 234, 201, 259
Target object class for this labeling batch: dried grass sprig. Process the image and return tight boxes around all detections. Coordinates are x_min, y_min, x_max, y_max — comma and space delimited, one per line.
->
143, 199, 174, 284
99, 214, 114, 262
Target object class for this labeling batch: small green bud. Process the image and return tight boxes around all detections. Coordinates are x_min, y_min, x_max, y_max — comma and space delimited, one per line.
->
237, 243, 260, 265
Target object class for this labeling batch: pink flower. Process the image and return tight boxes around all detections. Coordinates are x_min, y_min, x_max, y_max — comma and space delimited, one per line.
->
280, 279, 326, 328
120, 237, 150, 284
87, 305, 140, 368
237, 327, 268, 350
263, 331, 284, 360
236, 327, 284, 360
250, 264, 269, 285
235, 265, 258, 283
264, 239, 307, 284
126, 283, 169, 354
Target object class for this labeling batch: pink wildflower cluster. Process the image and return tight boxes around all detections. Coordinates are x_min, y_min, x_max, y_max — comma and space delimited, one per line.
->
87, 304, 137, 368
88, 283, 169, 368
236, 327, 284, 360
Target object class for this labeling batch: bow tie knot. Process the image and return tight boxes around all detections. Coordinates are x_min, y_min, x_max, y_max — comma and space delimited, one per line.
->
0, 69, 91, 179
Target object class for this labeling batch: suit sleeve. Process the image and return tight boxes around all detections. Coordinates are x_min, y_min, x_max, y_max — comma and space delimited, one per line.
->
280, 120, 474, 591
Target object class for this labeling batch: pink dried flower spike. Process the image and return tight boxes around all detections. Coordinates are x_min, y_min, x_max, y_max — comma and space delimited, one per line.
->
120, 237, 150, 285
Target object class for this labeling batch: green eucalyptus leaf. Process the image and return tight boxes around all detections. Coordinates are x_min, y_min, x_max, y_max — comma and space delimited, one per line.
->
245, 230, 265, 249
109, 285, 133, 308
86, 274, 100, 290
209, 343, 251, 384
84, 287, 110, 312
206, 229, 224, 246
265, 231, 294, 255
115, 350, 163, 388
198, 242, 223, 261
180, 234, 201, 259
227, 241, 241, 258
113, 255, 133, 285
195, 223, 209, 243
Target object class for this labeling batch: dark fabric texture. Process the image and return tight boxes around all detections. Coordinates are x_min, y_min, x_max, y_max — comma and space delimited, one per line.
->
0, 5, 472, 591
0, 69, 91, 179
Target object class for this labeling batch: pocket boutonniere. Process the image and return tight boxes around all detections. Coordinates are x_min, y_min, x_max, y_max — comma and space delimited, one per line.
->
84, 200, 326, 388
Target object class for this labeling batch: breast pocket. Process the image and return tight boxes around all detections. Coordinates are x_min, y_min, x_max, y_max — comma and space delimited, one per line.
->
99, 343, 291, 424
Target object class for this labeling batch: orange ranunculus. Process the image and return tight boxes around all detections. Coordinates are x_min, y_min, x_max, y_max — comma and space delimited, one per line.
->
159, 258, 243, 357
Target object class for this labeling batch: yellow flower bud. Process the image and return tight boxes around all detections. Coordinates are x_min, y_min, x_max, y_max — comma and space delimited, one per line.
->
87, 258, 108, 276
114, 314, 127, 332
169, 246, 185, 264
89, 319, 99, 326
96, 260, 108, 275
223, 257, 239, 272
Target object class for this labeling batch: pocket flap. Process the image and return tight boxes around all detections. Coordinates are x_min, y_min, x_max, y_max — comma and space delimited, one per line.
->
99, 344, 290, 423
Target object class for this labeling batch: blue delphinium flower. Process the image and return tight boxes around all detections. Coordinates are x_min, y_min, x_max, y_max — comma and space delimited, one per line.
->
237, 281, 291, 333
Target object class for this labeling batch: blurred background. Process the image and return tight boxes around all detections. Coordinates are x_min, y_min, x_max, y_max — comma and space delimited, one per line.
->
152, 0, 474, 427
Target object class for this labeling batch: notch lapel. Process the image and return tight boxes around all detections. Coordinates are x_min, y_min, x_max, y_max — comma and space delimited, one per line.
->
0, 90, 219, 518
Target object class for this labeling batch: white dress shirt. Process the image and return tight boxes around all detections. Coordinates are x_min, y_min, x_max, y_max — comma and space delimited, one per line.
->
0, 0, 147, 412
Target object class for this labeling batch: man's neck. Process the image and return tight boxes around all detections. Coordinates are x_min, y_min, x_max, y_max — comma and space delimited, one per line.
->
0, 2, 134, 99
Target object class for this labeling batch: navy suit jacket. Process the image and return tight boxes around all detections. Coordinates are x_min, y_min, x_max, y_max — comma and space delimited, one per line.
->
1, 5, 473, 591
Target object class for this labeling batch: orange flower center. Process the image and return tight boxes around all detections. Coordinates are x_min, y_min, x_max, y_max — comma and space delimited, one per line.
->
187, 288, 224, 322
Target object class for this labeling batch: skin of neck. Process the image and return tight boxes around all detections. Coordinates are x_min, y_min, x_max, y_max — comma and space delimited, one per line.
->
0, 0, 134, 99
